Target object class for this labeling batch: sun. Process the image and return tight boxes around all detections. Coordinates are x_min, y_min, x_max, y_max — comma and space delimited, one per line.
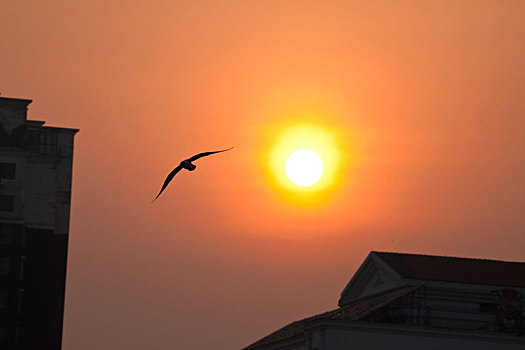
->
285, 149, 324, 186
261, 122, 349, 201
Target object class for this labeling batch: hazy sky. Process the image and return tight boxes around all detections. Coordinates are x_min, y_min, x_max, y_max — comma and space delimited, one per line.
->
2, 1, 525, 349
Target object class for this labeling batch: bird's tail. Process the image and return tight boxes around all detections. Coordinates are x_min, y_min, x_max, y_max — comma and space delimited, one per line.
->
151, 192, 162, 203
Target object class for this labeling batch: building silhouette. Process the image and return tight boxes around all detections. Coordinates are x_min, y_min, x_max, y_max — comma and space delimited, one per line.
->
245, 251, 525, 350
0, 97, 78, 349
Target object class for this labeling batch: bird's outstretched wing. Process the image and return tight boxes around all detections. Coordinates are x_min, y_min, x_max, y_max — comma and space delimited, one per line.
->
152, 164, 183, 202
187, 147, 233, 162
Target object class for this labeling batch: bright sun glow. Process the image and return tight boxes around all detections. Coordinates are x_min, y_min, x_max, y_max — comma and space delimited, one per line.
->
285, 149, 324, 186
262, 122, 349, 202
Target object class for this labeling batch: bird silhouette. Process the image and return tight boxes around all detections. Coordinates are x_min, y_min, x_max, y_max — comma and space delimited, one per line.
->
152, 147, 233, 202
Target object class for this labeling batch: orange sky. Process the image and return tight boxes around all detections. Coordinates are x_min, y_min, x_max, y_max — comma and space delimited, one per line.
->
2, 1, 525, 349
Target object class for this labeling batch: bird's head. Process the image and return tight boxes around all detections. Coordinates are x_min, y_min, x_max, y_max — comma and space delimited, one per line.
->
181, 160, 197, 171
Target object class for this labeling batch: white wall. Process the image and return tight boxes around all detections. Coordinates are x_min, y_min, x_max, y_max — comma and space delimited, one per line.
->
323, 327, 524, 350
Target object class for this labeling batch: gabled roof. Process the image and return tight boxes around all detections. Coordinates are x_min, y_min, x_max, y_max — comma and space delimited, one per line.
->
374, 251, 525, 288
244, 285, 419, 350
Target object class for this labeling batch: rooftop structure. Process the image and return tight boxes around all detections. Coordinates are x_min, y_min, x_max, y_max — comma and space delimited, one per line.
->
245, 251, 525, 350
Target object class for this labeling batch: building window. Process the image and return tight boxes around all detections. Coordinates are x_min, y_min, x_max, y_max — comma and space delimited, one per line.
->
28, 130, 58, 154
0, 163, 15, 179
0, 289, 7, 308
0, 323, 5, 343
19, 257, 26, 281
39, 131, 58, 154
15, 321, 21, 346
17, 289, 24, 313
480, 302, 496, 313
0, 258, 9, 276
0, 224, 13, 244
0, 195, 14, 212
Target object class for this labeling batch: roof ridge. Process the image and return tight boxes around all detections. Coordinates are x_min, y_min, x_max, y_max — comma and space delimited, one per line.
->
372, 251, 525, 265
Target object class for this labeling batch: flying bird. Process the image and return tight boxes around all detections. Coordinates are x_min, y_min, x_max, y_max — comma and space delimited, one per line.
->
152, 147, 233, 202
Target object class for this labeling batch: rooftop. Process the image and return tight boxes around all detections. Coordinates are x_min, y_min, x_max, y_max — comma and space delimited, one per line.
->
374, 251, 525, 288
244, 286, 419, 349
